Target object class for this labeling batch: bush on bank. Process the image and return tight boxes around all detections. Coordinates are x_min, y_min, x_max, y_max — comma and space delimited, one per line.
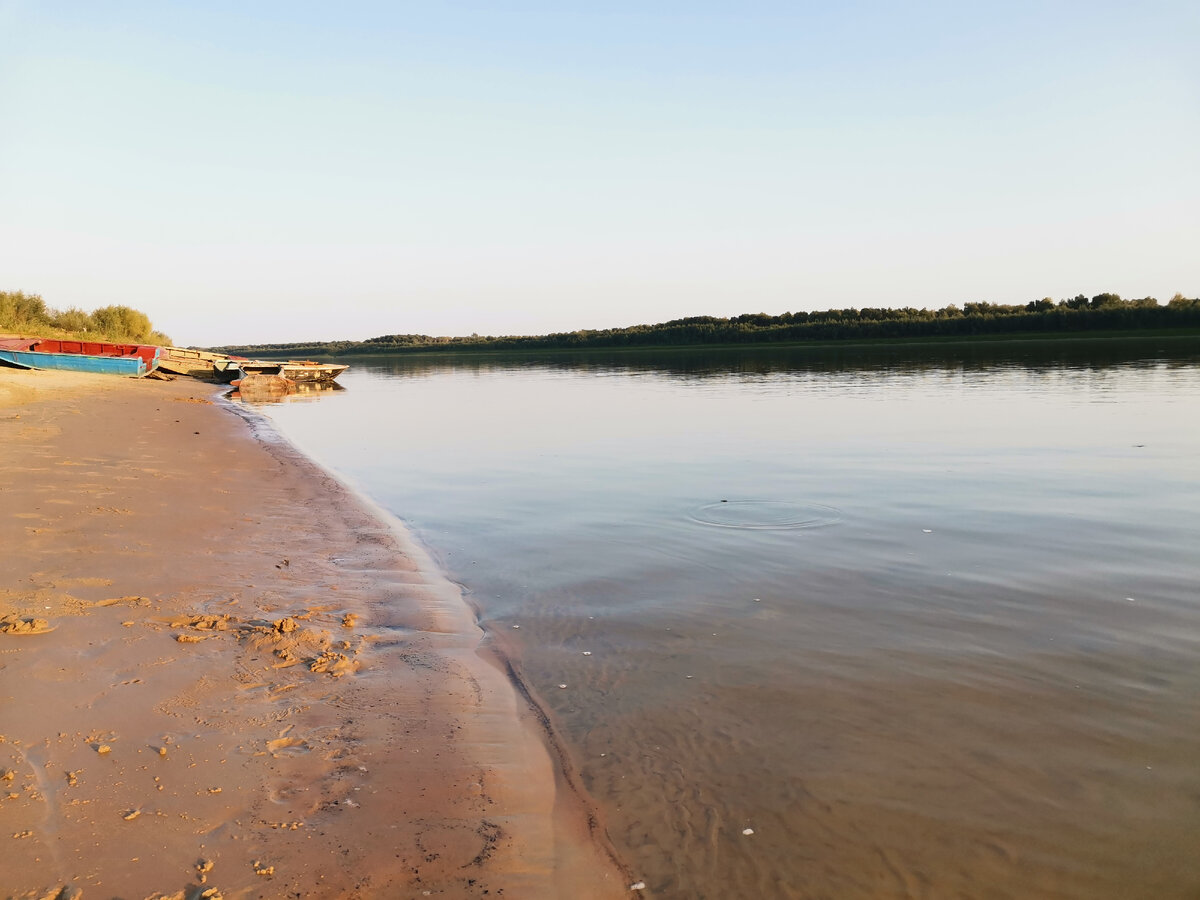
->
0, 291, 171, 346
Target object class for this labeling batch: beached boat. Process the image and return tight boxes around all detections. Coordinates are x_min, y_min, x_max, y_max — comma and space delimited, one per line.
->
158, 346, 238, 377
0, 338, 162, 371
0, 342, 154, 376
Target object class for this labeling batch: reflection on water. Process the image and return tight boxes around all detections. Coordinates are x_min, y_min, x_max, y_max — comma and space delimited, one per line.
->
258, 338, 1200, 899
226, 381, 347, 404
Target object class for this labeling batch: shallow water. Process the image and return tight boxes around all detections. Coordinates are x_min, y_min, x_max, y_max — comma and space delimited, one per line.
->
255, 340, 1200, 898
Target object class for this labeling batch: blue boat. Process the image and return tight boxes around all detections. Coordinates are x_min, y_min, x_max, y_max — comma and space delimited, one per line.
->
0, 347, 151, 376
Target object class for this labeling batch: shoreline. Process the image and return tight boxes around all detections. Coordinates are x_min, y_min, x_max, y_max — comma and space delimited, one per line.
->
226, 395, 632, 887
0, 370, 628, 898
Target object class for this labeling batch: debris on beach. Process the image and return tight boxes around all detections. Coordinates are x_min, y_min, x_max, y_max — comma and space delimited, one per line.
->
630, 881, 647, 891
196, 856, 215, 883
742, 827, 754, 835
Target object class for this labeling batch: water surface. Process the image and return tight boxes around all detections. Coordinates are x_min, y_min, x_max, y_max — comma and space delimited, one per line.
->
254, 340, 1200, 898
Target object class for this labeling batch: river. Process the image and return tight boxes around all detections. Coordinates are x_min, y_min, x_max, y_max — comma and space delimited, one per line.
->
248, 338, 1200, 898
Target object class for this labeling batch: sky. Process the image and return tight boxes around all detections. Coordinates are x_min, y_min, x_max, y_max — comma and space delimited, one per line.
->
1, 1, 1197, 346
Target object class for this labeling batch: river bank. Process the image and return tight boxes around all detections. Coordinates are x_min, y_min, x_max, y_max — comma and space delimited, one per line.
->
0, 370, 627, 899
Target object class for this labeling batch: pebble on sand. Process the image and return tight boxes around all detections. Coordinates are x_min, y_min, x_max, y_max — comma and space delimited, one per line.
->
630, 882, 646, 891
742, 827, 754, 835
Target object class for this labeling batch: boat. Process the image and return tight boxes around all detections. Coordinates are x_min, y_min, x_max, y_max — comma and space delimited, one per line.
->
214, 359, 347, 384
212, 358, 246, 383
0, 343, 154, 376
0, 338, 162, 370
158, 346, 241, 377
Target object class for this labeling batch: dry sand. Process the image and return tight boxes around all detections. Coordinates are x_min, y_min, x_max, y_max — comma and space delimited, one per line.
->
0, 369, 629, 899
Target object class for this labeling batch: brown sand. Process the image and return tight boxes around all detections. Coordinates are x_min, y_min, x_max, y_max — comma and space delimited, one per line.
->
0, 370, 629, 899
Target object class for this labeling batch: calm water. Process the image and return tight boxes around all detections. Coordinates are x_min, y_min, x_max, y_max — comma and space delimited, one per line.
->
250, 340, 1200, 898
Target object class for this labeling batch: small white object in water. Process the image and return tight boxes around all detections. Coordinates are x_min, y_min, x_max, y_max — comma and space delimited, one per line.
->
923, 529, 933, 533
742, 827, 754, 836
686, 675, 693, 679
630, 882, 646, 891
558, 684, 567, 689
582, 651, 592, 656
1126, 597, 1137, 602
753, 598, 761, 602
512, 624, 520, 628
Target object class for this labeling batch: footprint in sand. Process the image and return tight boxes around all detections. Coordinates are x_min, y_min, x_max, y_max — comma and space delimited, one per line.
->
266, 737, 311, 758
0, 616, 55, 635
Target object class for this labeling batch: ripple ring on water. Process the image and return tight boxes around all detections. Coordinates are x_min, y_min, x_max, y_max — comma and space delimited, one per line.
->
689, 500, 842, 530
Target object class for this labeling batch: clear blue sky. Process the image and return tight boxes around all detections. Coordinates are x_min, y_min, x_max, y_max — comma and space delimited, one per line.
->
2, 1, 1197, 346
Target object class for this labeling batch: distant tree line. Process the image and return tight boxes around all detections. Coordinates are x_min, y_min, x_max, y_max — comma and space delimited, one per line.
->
0, 290, 171, 345
215, 293, 1200, 357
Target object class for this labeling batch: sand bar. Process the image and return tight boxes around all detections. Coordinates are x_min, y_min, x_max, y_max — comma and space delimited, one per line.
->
0, 369, 627, 899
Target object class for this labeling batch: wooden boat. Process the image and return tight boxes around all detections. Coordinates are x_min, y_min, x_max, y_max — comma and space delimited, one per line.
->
215, 359, 348, 384
0, 342, 153, 376
158, 346, 238, 377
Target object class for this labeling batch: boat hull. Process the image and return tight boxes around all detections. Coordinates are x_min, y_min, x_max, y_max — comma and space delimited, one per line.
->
212, 359, 246, 383
229, 360, 348, 383
0, 348, 149, 376
30, 339, 161, 370
160, 347, 242, 377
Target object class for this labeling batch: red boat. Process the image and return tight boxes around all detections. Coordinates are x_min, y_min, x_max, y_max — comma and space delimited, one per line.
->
0, 338, 161, 370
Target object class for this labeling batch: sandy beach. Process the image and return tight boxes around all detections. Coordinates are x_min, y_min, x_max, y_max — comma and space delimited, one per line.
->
0, 369, 627, 899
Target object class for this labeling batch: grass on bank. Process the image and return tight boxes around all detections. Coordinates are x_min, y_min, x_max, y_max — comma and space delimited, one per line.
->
0, 290, 171, 346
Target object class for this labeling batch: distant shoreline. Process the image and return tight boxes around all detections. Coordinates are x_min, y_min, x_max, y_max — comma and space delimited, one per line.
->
215, 327, 1200, 361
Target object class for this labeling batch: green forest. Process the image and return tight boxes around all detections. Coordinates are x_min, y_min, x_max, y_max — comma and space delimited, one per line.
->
218, 293, 1200, 357
0, 291, 171, 345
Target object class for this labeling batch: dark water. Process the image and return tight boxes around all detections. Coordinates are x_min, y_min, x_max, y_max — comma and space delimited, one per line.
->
252, 339, 1200, 898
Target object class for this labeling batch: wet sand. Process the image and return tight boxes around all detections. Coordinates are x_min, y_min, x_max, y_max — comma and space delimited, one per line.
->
0, 370, 628, 899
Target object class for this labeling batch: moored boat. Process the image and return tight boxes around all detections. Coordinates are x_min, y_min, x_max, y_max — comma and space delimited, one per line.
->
212, 358, 247, 383
215, 359, 348, 383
